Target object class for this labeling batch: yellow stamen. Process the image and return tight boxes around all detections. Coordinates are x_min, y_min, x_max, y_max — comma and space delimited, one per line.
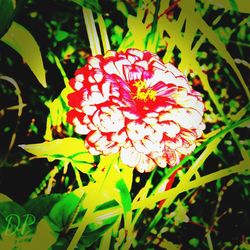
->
133, 80, 157, 101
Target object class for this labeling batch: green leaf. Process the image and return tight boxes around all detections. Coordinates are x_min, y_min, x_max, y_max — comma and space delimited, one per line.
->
95, 199, 119, 211
0, 0, 16, 38
79, 220, 117, 248
48, 188, 86, 231
70, 0, 101, 13
202, 0, 250, 14
115, 179, 132, 214
48, 187, 119, 248
0, 21, 47, 88
189, 238, 200, 248
115, 178, 132, 236
0, 193, 29, 234
19, 137, 95, 165
55, 30, 69, 42
24, 194, 64, 222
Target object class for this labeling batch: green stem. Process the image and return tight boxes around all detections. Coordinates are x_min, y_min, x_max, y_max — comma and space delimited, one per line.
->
0, 75, 26, 166
205, 231, 214, 250
134, 160, 248, 210
154, 116, 250, 195
97, 14, 111, 53
67, 154, 119, 250
72, 160, 249, 232
140, 135, 221, 244
53, 53, 69, 87
123, 168, 157, 249
82, 7, 101, 55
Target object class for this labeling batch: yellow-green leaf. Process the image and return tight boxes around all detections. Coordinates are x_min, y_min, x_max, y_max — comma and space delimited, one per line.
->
19, 138, 94, 163
1, 21, 47, 88
202, 0, 250, 14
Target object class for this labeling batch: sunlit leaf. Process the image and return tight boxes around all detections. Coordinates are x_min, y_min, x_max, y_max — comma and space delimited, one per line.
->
127, 14, 147, 49
48, 187, 119, 247
201, 0, 250, 14
0, 22, 47, 87
167, 199, 189, 226
193, 15, 249, 99
152, 238, 180, 249
19, 137, 95, 164
26, 218, 58, 250
116, 1, 128, 16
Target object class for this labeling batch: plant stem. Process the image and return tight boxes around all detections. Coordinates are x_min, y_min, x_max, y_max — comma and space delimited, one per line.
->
205, 231, 214, 250
0, 76, 25, 166
97, 14, 110, 53
67, 154, 118, 250
71, 160, 249, 233
134, 160, 248, 210
82, 7, 101, 55
153, 116, 250, 194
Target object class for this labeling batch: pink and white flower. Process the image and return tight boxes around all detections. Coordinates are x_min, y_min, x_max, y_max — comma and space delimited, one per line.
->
67, 49, 205, 172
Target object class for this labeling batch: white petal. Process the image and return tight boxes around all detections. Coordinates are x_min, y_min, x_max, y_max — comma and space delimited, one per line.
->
87, 130, 102, 143
148, 130, 163, 141
75, 74, 84, 82
143, 117, 157, 124
88, 76, 95, 83
133, 141, 150, 154
75, 81, 83, 90
165, 63, 183, 77
142, 138, 160, 152
135, 60, 148, 70
82, 105, 97, 115
127, 122, 153, 141
120, 147, 141, 167
88, 146, 101, 155
165, 138, 182, 149
135, 155, 156, 173
122, 65, 131, 80
127, 55, 136, 64
104, 61, 120, 76
73, 118, 90, 134
88, 57, 101, 68
75, 125, 90, 134
90, 84, 99, 92
94, 73, 103, 82
115, 59, 130, 78
162, 122, 180, 138
154, 156, 167, 168
152, 61, 166, 71
89, 92, 106, 104
127, 49, 144, 59
123, 111, 139, 120
92, 110, 101, 128
112, 131, 127, 144
161, 108, 202, 129
101, 81, 111, 99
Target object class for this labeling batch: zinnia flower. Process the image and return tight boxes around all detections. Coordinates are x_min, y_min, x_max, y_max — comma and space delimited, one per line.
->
67, 49, 205, 173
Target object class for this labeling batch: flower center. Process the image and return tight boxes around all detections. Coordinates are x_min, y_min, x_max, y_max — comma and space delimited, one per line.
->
132, 80, 157, 102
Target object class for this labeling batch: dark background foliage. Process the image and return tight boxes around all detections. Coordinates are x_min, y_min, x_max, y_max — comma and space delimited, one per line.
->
0, 0, 249, 249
